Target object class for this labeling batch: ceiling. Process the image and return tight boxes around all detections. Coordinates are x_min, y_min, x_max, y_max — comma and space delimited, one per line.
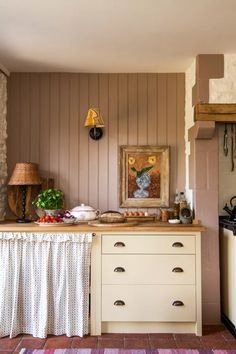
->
1, 0, 236, 73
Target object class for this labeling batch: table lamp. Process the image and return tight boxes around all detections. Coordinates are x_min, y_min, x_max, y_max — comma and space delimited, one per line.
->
84, 108, 105, 140
8, 162, 43, 223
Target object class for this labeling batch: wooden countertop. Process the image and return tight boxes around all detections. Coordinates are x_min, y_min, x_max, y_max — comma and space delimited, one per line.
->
0, 220, 205, 233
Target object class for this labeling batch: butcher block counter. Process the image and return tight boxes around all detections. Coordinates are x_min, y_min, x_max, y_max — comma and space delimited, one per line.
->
0, 221, 204, 338
0, 220, 204, 232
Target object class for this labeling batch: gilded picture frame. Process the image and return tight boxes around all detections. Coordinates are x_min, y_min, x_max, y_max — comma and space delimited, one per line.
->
119, 145, 170, 208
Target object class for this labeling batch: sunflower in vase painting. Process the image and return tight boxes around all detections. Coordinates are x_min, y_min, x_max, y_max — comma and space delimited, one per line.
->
128, 155, 160, 199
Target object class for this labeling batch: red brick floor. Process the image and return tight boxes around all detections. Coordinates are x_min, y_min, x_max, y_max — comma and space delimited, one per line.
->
0, 325, 235, 353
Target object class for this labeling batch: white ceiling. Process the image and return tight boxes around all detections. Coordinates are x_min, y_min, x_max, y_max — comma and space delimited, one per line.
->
1, 0, 236, 73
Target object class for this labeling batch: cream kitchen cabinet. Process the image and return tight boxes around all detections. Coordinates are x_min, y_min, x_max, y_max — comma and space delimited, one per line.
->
90, 231, 202, 336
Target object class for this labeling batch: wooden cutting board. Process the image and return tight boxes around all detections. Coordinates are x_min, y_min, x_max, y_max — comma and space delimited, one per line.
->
88, 220, 138, 227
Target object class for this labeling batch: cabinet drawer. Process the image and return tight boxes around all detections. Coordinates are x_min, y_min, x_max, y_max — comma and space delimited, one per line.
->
102, 235, 195, 254
102, 254, 195, 285
102, 284, 196, 322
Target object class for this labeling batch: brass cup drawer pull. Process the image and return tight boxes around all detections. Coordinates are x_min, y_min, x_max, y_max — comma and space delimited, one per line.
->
114, 242, 126, 247
172, 267, 184, 273
172, 300, 184, 306
172, 242, 184, 248
114, 267, 125, 272
114, 300, 125, 306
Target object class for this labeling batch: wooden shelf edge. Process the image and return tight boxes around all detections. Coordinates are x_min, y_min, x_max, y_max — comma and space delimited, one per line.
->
194, 103, 236, 122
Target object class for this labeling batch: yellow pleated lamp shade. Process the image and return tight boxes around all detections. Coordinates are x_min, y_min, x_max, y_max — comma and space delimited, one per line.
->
84, 108, 105, 128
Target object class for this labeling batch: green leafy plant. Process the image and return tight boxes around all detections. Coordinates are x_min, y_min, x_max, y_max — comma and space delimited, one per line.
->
32, 188, 64, 210
131, 166, 153, 178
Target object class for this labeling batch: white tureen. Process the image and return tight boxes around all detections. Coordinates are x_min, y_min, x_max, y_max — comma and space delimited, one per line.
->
70, 203, 99, 221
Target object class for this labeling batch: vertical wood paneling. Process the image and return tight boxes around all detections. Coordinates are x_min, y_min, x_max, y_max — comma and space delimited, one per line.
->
49, 74, 60, 187
138, 74, 148, 145
7, 72, 185, 211
79, 74, 89, 204
39, 74, 50, 177
98, 74, 109, 212
20, 73, 30, 161
167, 73, 177, 200
147, 74, 157, 145
59, 74, 70, 206
157, 74, 167, 145
176, 73, 186, 191
69, 74, 79, 207
108, 74, 118, 210
118, 74, 128, 145
30, 74, 40, 164
128, 74, 138, 145
88, 74, 99, 208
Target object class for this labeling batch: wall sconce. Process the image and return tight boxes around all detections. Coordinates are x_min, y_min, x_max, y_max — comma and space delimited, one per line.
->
84, 108, 105, 140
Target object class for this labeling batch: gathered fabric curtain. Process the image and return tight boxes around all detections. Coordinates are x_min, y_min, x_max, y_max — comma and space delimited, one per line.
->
0, 232, 92, 338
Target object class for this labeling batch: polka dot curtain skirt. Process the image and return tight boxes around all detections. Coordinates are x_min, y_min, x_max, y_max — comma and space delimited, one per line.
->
0, 232, 92, 338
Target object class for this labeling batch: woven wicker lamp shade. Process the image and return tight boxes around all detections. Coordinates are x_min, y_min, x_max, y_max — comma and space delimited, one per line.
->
8, 163, 42, 186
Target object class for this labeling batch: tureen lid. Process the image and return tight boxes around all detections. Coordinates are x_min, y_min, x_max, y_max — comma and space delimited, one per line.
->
71, 203, 96, 212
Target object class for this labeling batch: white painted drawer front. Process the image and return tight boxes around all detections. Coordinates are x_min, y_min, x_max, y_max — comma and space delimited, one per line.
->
102, 284, 196, 322
102, 254, 195, 285
102, 235, 195, 254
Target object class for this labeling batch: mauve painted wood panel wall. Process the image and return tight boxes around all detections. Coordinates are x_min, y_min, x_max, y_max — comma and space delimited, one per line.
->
7, 73, 185, 211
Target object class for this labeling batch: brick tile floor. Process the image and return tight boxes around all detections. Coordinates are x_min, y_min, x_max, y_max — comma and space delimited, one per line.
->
0, 324, 235, 353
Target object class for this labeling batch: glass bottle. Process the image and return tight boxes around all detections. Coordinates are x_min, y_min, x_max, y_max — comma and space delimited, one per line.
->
173, 193, 180, 219
179, 192, 187, 211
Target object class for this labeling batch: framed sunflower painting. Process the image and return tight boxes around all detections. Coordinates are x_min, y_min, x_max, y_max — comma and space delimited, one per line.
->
119, 145, 170, 208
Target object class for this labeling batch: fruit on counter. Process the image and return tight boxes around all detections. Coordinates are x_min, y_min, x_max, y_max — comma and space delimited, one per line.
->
37, 215, 63, 223
37, 210, 76, 223
61, 210, 76, 223
63, 210, 75, 220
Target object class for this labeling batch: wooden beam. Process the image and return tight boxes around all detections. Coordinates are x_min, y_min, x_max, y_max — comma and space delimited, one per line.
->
194, 103, 236, 122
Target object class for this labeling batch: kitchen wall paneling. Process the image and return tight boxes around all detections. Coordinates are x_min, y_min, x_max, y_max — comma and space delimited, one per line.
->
176, 74, 185, 190
30, 74, 40, 166
7, 73, 185, 211
79, 74, 89, 206
108, 74, 119, 210
40, 74, 50, 184
88, 74, 99, 209
69, 74, 79, 209
49, 74, 60, 192
98, 74, 109, 212
167, 74, 177, 199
